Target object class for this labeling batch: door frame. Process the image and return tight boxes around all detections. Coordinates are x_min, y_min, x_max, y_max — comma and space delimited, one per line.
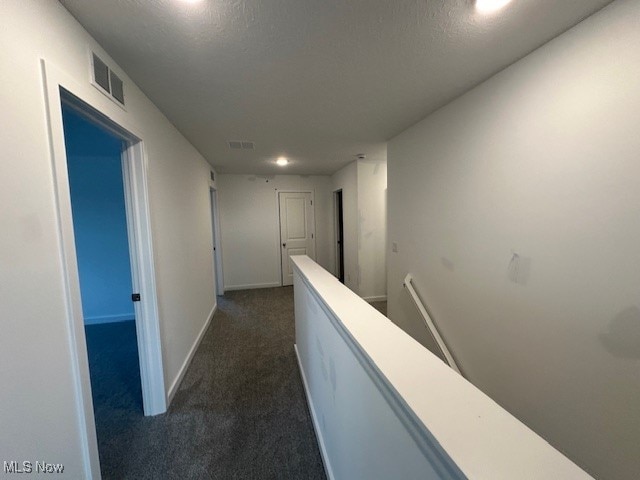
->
210, 187, 225, 296
333, 189, 345, 283
41, 59, 166, 479
276, 189, 316, 286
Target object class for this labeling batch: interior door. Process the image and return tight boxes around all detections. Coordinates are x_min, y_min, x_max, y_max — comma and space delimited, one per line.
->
279, 192, 315, 286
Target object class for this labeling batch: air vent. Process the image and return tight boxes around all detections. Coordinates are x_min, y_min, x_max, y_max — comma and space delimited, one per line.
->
91, 52, 125, 107
109, 71, 125, 105
92, 54, 110, 93
228, 141, 255, 150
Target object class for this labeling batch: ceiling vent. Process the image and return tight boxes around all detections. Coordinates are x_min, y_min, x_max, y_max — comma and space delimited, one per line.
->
91, 52, 125, 107
228, 141, 255, 150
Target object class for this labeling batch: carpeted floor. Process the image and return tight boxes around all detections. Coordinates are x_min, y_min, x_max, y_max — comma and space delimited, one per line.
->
85, 319, 144, 422
86, 287, 326, 480
370, 301, 387, 316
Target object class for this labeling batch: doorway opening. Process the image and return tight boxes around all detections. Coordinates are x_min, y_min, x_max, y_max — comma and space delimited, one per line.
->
61, 105, 145, 463
334, 190, 345, 283
53, 86, 166, 418
42, 58, 168, 476
278, 191, 316, 286
210, 188, 224, 296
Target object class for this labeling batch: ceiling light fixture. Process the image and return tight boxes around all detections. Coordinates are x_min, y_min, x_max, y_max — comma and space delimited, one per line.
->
276, 157, 289, 166
475, 0, 512, 13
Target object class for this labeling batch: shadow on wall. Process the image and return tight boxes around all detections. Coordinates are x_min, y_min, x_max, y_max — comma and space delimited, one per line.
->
600, 306, 640, 359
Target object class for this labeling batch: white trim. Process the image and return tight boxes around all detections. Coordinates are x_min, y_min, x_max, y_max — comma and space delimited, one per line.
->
85, 314, 135, 325
121, 140, 167, 416
224, 282, 283, 291
294, 344, 336, 480
363, 295, 387, 303
41, 59, 98, 480
210, 188, 225, 296
167, 304, 217, 405
41, 58, 167, 478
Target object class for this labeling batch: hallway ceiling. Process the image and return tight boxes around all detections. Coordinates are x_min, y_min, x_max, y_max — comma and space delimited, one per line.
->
60, 0, 613, 175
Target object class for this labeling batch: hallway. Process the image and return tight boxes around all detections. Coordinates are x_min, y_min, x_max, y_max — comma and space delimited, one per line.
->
96, 287, 325, 479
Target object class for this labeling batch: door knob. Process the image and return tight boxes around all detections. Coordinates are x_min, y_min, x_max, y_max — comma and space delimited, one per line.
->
282, 243, 286, 247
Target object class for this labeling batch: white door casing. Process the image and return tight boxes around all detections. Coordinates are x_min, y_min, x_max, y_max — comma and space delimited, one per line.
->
210, 188, 224, 296
41, 59, 166, 478
279, 192, 315, 286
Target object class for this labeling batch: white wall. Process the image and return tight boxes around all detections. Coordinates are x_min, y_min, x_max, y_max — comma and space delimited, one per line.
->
387, 1, 640, 479
332, 158, 388, 300
217, 174, 334, 290
331, 162, 359, 292
0, 1, 216, 475
357, 158, 387, 301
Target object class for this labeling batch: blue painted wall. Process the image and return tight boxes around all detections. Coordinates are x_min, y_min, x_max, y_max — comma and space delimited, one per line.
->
62, 107, 135, 324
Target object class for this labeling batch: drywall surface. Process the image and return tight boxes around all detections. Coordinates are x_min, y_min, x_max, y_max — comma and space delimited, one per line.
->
293, 255, 591, 480
332, 158, 388, 299
0, 0, 215, 475
331, 162, 359, 293
357, 158, 387, 301
63, 107, 135, 325
387, 1, 640, 479
217, 174, 333, 290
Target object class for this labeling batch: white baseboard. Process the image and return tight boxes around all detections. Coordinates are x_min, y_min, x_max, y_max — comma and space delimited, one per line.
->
224, 282, 282, 291
166, 303, 217, 405
363, 295, 387, 303
84, 313, 135, 325
294, 344, 336, 480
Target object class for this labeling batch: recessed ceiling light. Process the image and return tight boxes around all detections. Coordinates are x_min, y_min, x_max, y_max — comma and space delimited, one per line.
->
476, 0, 512, 13
179, 0, 203, 4
276, 157, 289, 166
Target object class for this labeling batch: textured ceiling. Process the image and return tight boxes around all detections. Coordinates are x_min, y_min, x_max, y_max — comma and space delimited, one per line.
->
60, 0, 613, 174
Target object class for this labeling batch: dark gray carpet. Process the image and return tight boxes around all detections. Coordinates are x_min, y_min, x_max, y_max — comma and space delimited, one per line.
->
370, 301, 387, 316
87, 287, 326, 480
85, 320, 144, 421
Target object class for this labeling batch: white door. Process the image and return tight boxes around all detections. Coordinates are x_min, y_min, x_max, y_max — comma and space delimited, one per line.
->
279, 192, 315, 286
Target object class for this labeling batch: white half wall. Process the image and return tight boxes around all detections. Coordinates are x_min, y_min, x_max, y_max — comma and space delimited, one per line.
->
217, 174, 334, 290
387, 1, 640, 479
293, 255, 590, 480
0, 1, 216, 475
357, 158, 387, 301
